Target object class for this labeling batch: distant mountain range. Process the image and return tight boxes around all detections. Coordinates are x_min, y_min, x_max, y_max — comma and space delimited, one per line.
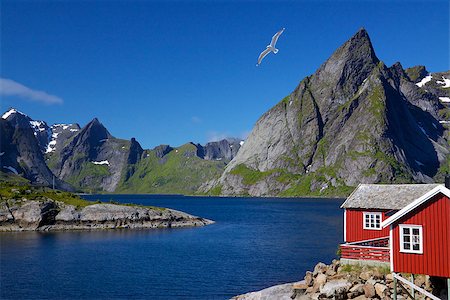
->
0, 108, 243, 193
1, 28, 448, 196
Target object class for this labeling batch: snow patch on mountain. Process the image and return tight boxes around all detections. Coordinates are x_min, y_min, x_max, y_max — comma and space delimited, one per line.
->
415, 74, 432, 87
91, 160, 109, 165
29, 120, 47, 131
1, 108, 28, 120
439, 97, 450, 103
436, 76, 450, 88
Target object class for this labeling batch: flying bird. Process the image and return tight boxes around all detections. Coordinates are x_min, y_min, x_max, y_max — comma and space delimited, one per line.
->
256, 28, 285, 66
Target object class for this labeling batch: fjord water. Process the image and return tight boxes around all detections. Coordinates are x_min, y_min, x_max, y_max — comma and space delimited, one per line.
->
0, 196, 343, 299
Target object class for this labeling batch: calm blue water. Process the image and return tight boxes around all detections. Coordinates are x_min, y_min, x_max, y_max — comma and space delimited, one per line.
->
0, 195, 343, 299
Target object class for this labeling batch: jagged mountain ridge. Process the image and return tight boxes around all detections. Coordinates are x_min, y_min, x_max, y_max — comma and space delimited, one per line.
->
1, 109, 243, 193
211, 28, 449, 197
0, 114, 73, 191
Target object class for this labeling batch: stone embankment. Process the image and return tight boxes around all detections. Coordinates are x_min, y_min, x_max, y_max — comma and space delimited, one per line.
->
0, 198, 213, 231
233, 260, 443, 300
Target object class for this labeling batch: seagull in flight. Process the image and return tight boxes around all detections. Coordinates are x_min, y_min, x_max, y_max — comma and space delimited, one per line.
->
256, 28, 285, 66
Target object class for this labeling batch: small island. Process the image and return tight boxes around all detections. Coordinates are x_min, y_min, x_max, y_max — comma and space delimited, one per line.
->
0, 183, 213, 232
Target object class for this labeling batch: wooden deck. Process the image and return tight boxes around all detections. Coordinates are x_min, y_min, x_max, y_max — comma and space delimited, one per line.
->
340, 237, 390, 262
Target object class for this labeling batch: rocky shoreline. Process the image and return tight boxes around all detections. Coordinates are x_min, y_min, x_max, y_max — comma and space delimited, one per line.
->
232, 260, 446, 300
0, 197, 213, 232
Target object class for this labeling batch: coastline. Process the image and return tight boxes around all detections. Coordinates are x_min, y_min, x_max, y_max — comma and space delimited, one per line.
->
0, 198, 214, 232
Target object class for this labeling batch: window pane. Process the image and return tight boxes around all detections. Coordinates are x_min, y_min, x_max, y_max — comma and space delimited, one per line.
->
403, 228, 410, 235
413, 244, 420, 251
404, 236, 410, 242
412, 236, 420, 243
404, 243, 410, 250
413, 228, 419, 235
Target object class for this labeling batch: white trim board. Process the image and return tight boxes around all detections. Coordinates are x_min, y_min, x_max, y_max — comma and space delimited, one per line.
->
382, 185, 450, 228
392, 273, 440, 300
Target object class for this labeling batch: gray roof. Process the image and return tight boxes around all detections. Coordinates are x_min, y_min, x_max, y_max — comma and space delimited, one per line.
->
341, 184, 443, 210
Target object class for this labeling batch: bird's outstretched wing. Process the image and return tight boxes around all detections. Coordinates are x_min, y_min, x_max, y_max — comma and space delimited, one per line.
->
257, 47, 272, 66
270, 28, 285, 48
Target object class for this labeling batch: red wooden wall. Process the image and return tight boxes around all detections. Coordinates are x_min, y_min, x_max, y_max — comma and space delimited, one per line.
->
345, 209, 390, 242
392, 193, 450, 277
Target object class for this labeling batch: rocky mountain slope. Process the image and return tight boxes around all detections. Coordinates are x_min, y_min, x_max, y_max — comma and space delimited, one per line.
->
210, 28, 449, 197
0, 111, 72, 191
1, 109, 242, 194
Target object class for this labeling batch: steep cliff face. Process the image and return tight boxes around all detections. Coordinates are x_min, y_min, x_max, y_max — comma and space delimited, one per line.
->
202, 138, 242, 162
49, 118, 144, 192
215, 28, 449, 197
0, 117, 72, 191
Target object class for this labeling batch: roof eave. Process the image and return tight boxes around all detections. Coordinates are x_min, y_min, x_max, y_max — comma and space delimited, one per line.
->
381, 185, 450, 228
340, 183, 362, 209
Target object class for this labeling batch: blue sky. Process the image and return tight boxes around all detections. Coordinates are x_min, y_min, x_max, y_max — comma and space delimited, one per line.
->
1, 0, 448, 149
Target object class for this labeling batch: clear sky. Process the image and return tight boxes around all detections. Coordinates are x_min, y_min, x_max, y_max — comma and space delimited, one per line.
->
1, 0, 448, 149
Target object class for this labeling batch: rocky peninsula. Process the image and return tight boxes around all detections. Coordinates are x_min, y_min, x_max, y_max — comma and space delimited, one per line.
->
0, 185, 213, 231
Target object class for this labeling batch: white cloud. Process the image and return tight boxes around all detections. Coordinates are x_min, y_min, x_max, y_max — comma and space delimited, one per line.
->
0, 78, 63, 105
206, 131, 230, 142
206, 129, 250, 143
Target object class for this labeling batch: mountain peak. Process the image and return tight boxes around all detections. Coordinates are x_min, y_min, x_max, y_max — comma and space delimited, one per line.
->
80, 117, 112, 140
329, 27, 378, 67
90, 117, 100, 124
2, 108, 29, 120
310, 28, 379, 106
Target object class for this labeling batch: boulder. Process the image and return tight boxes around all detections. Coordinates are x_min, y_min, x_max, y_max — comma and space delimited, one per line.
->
374, 283, 388, 297
315, 274, 327, 286
311, 274, 327, 294
231, 282, 299, 300
325, 268, 337, 276
363, 284, 376, 298
305, 271, 314, 286
319, 280, 352, 298
414, 275, 426, 287
347, 283, 365, 298
293, 280, 308, 291
313, 263, 327, 276
359, 271, 373, 281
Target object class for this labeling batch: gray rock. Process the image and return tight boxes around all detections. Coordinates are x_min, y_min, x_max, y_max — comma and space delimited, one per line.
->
231, 282, 303, 300
0, 199, 213, 231
320, 280, 352, 298
212, 28, 449, 197
313, 262, 328, 276
363, 283, 376, 298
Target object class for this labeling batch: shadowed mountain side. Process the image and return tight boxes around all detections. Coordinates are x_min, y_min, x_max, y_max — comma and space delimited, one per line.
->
209, 28, 449, 197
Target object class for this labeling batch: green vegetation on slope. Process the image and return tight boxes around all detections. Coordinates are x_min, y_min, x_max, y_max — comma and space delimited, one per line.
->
0, 182, 165, 210
65, 161, 111, 192
0, 181, 92, 208
116, 143, 226, 194
229, 164, 276, 185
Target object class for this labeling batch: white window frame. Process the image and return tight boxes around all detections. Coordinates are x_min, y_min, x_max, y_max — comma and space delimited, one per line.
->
399, 224, 423, 254
363, 212, 382, 230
